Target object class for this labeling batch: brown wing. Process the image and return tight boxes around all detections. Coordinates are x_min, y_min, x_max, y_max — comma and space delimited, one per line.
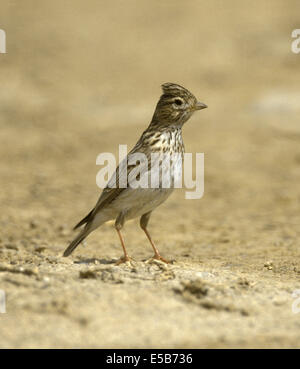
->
74, 135, 151, 228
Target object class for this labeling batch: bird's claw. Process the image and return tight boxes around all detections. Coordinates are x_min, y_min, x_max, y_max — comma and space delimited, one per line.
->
145, 254, 171, 265
115, 255, 135, 266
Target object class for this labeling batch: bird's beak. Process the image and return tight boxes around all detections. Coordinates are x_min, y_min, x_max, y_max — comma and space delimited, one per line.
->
195, 101, 208, 110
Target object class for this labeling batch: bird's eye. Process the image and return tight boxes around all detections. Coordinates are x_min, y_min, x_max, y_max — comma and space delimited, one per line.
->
174, 98, 183, 106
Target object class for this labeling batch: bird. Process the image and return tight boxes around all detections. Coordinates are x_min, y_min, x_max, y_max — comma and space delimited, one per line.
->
63, 83, 207, 264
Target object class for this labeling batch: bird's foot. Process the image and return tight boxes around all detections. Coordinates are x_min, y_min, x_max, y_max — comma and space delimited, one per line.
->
115, 255, 135, 266
145, 254, 171, 265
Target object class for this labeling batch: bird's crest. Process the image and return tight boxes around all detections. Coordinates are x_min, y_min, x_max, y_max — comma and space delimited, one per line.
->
161, 82, 193, 98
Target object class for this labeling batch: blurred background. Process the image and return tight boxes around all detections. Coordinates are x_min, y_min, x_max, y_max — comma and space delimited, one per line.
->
1, 0, 300, 348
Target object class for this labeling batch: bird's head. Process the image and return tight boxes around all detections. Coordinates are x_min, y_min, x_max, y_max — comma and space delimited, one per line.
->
151, 83, 207, 128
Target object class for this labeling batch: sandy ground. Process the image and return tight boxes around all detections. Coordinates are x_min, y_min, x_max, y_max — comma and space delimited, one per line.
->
1, 0, 300, 348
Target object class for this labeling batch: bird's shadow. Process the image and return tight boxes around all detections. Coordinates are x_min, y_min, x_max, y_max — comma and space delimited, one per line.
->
74, 258, 116, 265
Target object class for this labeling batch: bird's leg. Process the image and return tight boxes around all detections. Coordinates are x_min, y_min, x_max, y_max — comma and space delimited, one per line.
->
140, 212, 170, 264
115, 212, 134, 265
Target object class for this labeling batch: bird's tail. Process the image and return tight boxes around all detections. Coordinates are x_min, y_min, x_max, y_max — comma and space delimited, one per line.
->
63, 228, 90, 257
73, 208, 94, 230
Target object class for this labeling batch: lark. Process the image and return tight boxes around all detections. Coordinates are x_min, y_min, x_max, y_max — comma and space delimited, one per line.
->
63, 83, 207, 264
